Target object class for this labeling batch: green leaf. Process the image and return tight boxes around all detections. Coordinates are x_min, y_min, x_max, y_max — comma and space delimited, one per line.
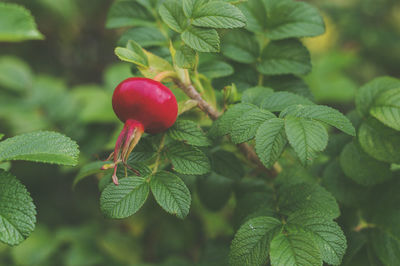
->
371, 229, 400, 265
241, 0, 324, 40
261, 92, 314, 112
222, 29, 259, 64
100, 177, 149, 219
370, 88, 400, 131
73, 161, 111, 188
355, 76, 400, 117
115, 40, 148, 67
270, 229, 322, 266
0, 171, 36, 246
0, 3, 44, 42
255, 118, 287, 168
0, 131, 79, 166
257, 39, 311, 75
285, 116, 328, 166
340, 142, 392, 186
229, 216, 282, 266
106, 0, 153, 28
288, 211, 347, 265
191, 1, 246, 29
281, 105, 356, 136
175, 45, 196, 69
159, 0, 187, 32
198, 61, 233, 79
264, 75, 313, 100
138, 49, 174, 79
358, 117, 400, 164
118, 26, 167, 47
181, 27, 220, 52
0, 134, 3, 141
168, 119, 211, 147
197, 172, 233, 211
209, 103, 254, 137
150, 171, 191, 219
211, 150, 244, 180
231, 107, 276, 144
127, 137, 157, 162
0, 56, 33, 92
278, 183, 340, 219
165, 143, 210, 175
241, 86, 274, 107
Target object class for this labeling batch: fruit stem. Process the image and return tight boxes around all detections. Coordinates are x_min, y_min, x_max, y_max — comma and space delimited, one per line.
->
153, 71, 178, 83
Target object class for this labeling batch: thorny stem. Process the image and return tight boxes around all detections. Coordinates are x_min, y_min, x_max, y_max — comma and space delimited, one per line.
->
152, 134, 166, 174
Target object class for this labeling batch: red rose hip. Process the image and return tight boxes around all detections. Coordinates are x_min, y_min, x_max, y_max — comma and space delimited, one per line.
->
105, 77, 178, 185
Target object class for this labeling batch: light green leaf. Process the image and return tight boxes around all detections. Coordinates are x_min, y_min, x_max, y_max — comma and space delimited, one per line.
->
261, 92, 314, 112
138, 49, 174, 79
241, 0, 324, 40
118, 26, 167, 47
222, 29, 259, 63
355, 76, 400, 117
0, 3, 44, 42
255, 118, 287, 168
231, 107, 275, 144
168, 120, 211, 147
281, 105, 356, 136
0, 134, 4, 140
0, 131, 79, 166
358, 117, 400, 164
229, 216, 282, 266
106, 0, 153, 28
0, 171, 36, 246
279, 183, 340, 219
115, 40, 148, 67
166, 143, 210, 175
288, 211, 347, 265
370, 88, 400, 131
192, 1, 246, 29
0, 56, 32, 92
285, 116, 328, 166
175, 45, 196, 69
198, 61, 233, 79
340, 142, 392, 186
209, 103, 254, 137
270, 230, 322, 266
73, 161, 110, 188
257, 39, 311, 75
159, 0, 187, 32
181, 27, 220, 52
100, 177, 149, 219
150, 171, 191, 218
242, 86, 274, 107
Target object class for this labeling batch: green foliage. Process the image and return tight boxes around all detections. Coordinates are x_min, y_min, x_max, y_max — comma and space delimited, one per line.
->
115, 40, 149, 67
168, 119, 211, 147
0, 131, 79, 166
0, 3, 44, 42
106, 0, 153, 28
370, 88, 400, 131
181, 27, 220, 52
175, 45, 197, 69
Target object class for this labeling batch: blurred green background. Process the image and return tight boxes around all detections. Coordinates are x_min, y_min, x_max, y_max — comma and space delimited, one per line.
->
0, 0, 399, 265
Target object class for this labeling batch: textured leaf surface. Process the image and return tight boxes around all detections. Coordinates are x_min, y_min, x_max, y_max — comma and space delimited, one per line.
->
257, 39, 311, 75
211, 150, 244, 180
255, 118, 287, 168
264, 75, 313, 100
242, 86, 274, 107
278, 183, 340, 219
198, 61, 233, 79
100, 177, 149, 219
0, 131, 79, 166
0, 171, 36, 246
285, 116, 328, 166
181, 27, 219, 52
150, 171, 191, 219
115, 40, 148, 67
168, 120, 211, 147
192, 1, 246, 29
175, 45, 196, 69
270, 230, 322, 266
159, 0, 187, 32
222, 29, 259, 63
118, 26, 167, 47
340, 142, 392, 186
231, 108, 275, 144
230, 216, 282, 266
0, 3, 44, 42
261, 92, 314, 112
281, 105, 355, 136
106, 0, 153, 28
370, 88, 400, 131
355, 76, 400, 117
166, 143, 210, 175
288, 211, 347, 265
358, 118, 400, 164
240, 0, 325, 40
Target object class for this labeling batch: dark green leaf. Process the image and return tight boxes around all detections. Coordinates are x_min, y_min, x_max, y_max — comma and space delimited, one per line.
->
197, 172, 233, 211
198, 61, 234, 79
166, 142, 210, 175
73, 161, 111, 187
118, 26, 167, 47
221, 29, 259, 63
241, 86, 274, 107
211, 150, 244, 180
261, 91, 314, 112
106, 0, 153, 28
168, 119, 211, 147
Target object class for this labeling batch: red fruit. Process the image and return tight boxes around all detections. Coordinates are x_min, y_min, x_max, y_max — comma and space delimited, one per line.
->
105, 77, 178, 185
